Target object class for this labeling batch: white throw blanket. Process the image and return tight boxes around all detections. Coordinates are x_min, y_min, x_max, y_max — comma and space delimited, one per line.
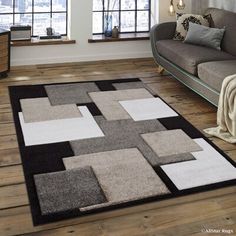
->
204, 74, 236, 143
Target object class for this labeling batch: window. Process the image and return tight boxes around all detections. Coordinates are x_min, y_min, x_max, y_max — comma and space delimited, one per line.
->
93, 0, 151, 34
0, 0, 67, 36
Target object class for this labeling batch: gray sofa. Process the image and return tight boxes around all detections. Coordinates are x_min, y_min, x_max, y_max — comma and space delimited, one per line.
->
151, 8, 236, 106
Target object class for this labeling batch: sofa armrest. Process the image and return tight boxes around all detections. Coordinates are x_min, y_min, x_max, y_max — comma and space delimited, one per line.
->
150, 22, 176, 42
150, 22, 176, 65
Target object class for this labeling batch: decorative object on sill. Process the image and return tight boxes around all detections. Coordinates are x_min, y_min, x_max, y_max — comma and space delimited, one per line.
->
46, 27, 54, 36
0, 29, 10, 79
112, 26, 119, 38
104, 14, 113, 37
10, 25, 31, 41
104, 0, 118, 37
169, 0, 186, 16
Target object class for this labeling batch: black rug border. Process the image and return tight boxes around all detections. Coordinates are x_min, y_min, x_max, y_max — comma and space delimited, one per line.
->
8, 78, 236, 226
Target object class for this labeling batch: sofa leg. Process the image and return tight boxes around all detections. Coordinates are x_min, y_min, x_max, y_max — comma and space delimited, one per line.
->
157, 65, 165, 75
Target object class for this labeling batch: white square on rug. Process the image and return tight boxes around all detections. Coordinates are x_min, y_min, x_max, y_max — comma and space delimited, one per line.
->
19, 106, 104, 146
119, 98, 178, 121
161, 138, 236, 190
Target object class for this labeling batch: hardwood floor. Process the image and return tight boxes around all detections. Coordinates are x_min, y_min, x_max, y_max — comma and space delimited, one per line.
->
0, 58, 235, 236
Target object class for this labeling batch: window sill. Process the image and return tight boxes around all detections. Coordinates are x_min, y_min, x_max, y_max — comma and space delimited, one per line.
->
11, 37, 76, 47
88, 33, 150, 43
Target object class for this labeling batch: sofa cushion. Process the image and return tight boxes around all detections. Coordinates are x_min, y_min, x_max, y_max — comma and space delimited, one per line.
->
184, 22, 225, 51
205, 8, 236, 56
198, 60, 236, 92
173, 13, 210, 41
156, 40, 235, 75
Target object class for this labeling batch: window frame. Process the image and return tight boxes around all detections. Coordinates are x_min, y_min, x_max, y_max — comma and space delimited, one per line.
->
93, 0, 151, 35
0, 0, 68, 37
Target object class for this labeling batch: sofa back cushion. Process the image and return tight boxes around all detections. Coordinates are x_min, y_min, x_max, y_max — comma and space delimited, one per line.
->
205, 8, 236, 56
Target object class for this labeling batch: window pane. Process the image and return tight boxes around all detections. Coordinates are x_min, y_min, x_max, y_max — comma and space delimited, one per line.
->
33, 13, 50, 35
15, 0, 32, 13
120, 11, 135, 32
104, 0, 119, 11
92, 0, 150, 34
34, 0, 50, 12
137, 0, 149, 10
111, 11, 119, 28
121, 0, 135, 10
0, 0, 13, 13
93, 12, 103, 34
52, 13, 66, 34
104, 11, 119, 29
52, 0, 67, 11
93, 0, 103, 11
137, 11, 149, 31
15, 13, 32, 26
0, 14, 13, 29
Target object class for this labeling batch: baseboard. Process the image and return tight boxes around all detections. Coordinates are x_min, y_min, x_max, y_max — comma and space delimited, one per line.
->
11, 51, 152, 66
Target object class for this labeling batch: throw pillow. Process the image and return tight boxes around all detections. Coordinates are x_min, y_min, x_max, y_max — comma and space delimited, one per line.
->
184, 22, 225, 50
173, 13, 211, 41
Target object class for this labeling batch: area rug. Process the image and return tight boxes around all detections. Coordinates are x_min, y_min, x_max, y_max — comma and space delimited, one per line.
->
9, 78, 236, 226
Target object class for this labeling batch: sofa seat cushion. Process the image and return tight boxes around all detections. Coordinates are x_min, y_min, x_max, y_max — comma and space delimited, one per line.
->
198, 60, 236, 92
156, 40, 235, 75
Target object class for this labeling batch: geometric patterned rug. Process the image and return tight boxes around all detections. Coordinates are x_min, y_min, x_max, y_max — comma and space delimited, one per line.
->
9, 78, 236, 226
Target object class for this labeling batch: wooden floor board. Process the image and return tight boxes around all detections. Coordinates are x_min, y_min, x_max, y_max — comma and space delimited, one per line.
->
0, 58, 235, 236
0, 148, 21, 167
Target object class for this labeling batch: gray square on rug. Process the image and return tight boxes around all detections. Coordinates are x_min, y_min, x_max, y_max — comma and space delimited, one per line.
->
141, 129, 202, 157
88, 88, 153, 120
45, 82, 100, 105
112, 81, 155, 95
63, 148, 170, 211
34, 167, 107, 215
70, 117, 166, 166
20, 97, 81, 123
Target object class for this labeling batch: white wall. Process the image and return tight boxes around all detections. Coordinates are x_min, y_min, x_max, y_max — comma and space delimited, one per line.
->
192, 0, 236, 14
159, 0, 192, 22
11, 0, 192, 66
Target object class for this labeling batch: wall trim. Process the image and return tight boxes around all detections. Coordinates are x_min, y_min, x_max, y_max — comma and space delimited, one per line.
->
11, 51, 152, 66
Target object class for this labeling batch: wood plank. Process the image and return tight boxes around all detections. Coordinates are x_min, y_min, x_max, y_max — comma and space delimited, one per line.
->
0, 148, 21, 167
0, 112, 14, 123
0, 183, 28, 209
0, 135, 18, 151
0, 165, 24, 187
225, 150, 236, 162
0, 104, 12, 113
0, 123, 16, 136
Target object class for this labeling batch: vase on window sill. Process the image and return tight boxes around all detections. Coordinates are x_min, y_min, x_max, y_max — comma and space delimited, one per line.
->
104, 14, 112, 37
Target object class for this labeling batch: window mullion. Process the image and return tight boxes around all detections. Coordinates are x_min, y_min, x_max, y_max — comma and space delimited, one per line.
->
149, 0, 151, 32
50, 0, 53, 28
32, 0, 34, 36
102, 0, 105, 34
135, 0, 137, 33
13, 0, 15, 25
119, 0, 121, 32
66, 0, 68, 36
